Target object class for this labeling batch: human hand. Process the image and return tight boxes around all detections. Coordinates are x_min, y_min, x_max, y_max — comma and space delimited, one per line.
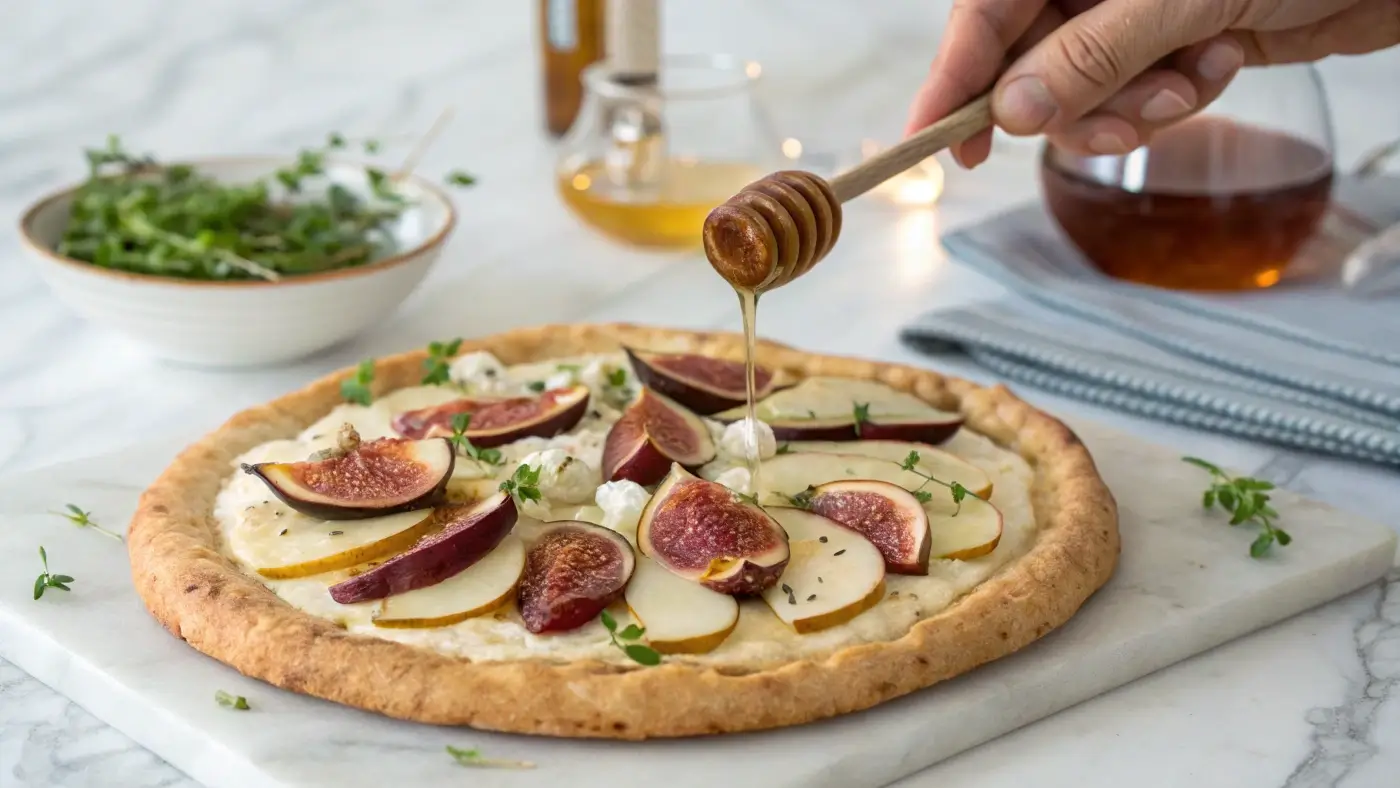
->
906, 0, 1400, 166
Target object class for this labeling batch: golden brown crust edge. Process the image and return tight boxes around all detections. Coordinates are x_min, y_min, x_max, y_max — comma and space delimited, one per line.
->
127, 322, 1119, 740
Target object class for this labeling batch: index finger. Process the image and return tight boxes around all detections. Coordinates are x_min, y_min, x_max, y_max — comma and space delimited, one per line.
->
904, 0, 1048, 164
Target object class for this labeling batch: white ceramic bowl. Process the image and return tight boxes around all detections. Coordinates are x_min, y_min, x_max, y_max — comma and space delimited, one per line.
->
20, 157, 456, 368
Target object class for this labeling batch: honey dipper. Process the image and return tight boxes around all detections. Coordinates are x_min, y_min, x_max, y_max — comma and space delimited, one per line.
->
704, 94, 993, 292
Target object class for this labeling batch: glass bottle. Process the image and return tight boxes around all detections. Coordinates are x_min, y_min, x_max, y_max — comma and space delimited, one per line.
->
555, 54, 778, 249
539, 0, 607, 138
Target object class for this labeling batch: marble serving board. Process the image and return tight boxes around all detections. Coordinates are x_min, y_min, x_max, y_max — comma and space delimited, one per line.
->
0, 420, 1393, 788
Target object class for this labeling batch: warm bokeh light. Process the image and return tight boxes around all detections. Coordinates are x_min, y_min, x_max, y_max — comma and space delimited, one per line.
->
892, 210, 948, 288
570, 173, 592, 191
781, 138, 804, 160
745, 61, 762, 79
859, 139, 945, 206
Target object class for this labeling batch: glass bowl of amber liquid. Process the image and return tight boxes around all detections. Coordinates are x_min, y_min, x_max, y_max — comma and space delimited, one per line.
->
555, 54, 778, 250
1041, 63, 1336, 291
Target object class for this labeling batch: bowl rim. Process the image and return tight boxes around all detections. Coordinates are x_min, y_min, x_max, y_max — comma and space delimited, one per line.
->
18, 155, 459, 289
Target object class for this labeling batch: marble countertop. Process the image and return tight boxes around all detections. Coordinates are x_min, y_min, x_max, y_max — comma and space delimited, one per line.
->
2, 1, 1398, 786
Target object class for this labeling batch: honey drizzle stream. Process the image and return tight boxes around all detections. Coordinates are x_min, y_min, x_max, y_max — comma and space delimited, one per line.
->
739, 288, 761, 493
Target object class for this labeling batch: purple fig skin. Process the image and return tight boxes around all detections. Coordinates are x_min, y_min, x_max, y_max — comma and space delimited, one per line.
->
517, 521, 635, 634
601, 389, 716, 485
328, 493, 518, 604
763, 416, 964, 445
392, 386, 590, 448
243, 438, 454, 521
623, 347, 788, 416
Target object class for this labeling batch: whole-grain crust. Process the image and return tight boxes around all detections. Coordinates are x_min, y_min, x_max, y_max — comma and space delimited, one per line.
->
128, 323, 1118, 740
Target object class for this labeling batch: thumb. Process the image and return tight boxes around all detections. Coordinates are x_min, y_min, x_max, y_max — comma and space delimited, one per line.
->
992, 0, 1233, 134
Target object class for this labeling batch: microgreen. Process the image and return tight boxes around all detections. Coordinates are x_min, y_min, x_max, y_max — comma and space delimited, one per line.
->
58, 128, 475, 283
775, 443, 793, 455
446, 745, 535, 770
340, 359, 375, 405
899, 451, 972, 514
784, 485, 817, 510
421, 337, 463, 385
51, 503, 123, 542
606, 368, 628, 388
852, 402, 871, 437
732, 491, 761, 507
556, 363, 581, 373
444, 170, 477, 187
599, 609, 662, 666
33, 547, 74, 600
215, 690, 250, 710
1183, 457, 1292, 558
526, 380, 546, 393
499, 463, 543, 504
449, 413, 503, 466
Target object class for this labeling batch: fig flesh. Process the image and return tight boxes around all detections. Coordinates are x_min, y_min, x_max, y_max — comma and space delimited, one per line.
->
328, 492, 518, 603
807, 480, 931, 575
637, 464, 789, 595
392, 385, 590, 447
517, 521, 635, 634
243, 437, 453, 521
623, 347, 789, 415
601, 388, 717, 486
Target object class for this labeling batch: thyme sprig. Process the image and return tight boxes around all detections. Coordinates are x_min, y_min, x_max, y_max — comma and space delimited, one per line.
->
1183, 457, 1293, 558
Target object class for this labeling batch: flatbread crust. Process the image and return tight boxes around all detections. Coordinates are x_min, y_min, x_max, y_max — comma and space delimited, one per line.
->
128, 323, 1118, 740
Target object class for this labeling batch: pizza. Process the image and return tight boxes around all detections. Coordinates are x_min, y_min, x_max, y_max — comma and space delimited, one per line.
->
128, 323, 1118, 739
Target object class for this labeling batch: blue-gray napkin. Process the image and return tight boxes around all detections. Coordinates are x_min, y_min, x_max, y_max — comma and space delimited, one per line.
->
900, 177, 1400, 466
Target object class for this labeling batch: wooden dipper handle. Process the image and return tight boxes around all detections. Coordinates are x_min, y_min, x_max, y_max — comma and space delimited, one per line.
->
828, 93, 992, 202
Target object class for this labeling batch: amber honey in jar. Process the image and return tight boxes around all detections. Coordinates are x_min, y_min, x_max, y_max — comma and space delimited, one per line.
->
1040, 66, 1337, 292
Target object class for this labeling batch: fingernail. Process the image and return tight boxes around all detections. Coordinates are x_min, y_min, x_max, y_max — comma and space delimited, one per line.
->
1088, 132, 1130, 155
1140, 89, 1193, 122
996, 76, 1057, 132
1197, 39, 1243, 81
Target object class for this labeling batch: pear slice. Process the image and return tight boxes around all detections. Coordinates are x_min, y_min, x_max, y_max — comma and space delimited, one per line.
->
241, 508, 438, 580
762, 508, 885, 633
714, 377, 963, 444
756, 452, 1004, 561
625, 555, 739, 654
783, 440, 993, 498
373, 535, 526, 629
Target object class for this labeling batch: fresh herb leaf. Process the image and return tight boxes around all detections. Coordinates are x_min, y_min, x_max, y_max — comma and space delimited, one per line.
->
899, 450, 976, 514
784, 485, 817, 510
447, 413, 503, 466
444, 170, 477, 187
1183, 456, 1292, 558
601, 611, 662, 666
775, 443, 793, 455
215, 690, 250, 710
852, 402, 871, 438
606, 368, 627, 388
363, 139, 381, 154
340, 359, 375, 405
446, 745, 535, 770
526, 380, 546, 393
421, 337, 463, 385
732, 491, 760, 507
326, 132, 346, 149
33, 546, 73, 600
52, 503, 123, 541
556, 363, 581, 373
499, 463, 542, 503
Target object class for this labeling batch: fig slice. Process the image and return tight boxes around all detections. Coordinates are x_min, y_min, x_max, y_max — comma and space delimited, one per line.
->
243, 437, 454, 521
517, 520, 636, 634
807, 480, 931, 575
637, 464, 789, 595
601, 388, 717, 486
623, 347, 790, 415
391, 385, 590, 447
714, 376, 964, 444
328, 492, 518, 604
